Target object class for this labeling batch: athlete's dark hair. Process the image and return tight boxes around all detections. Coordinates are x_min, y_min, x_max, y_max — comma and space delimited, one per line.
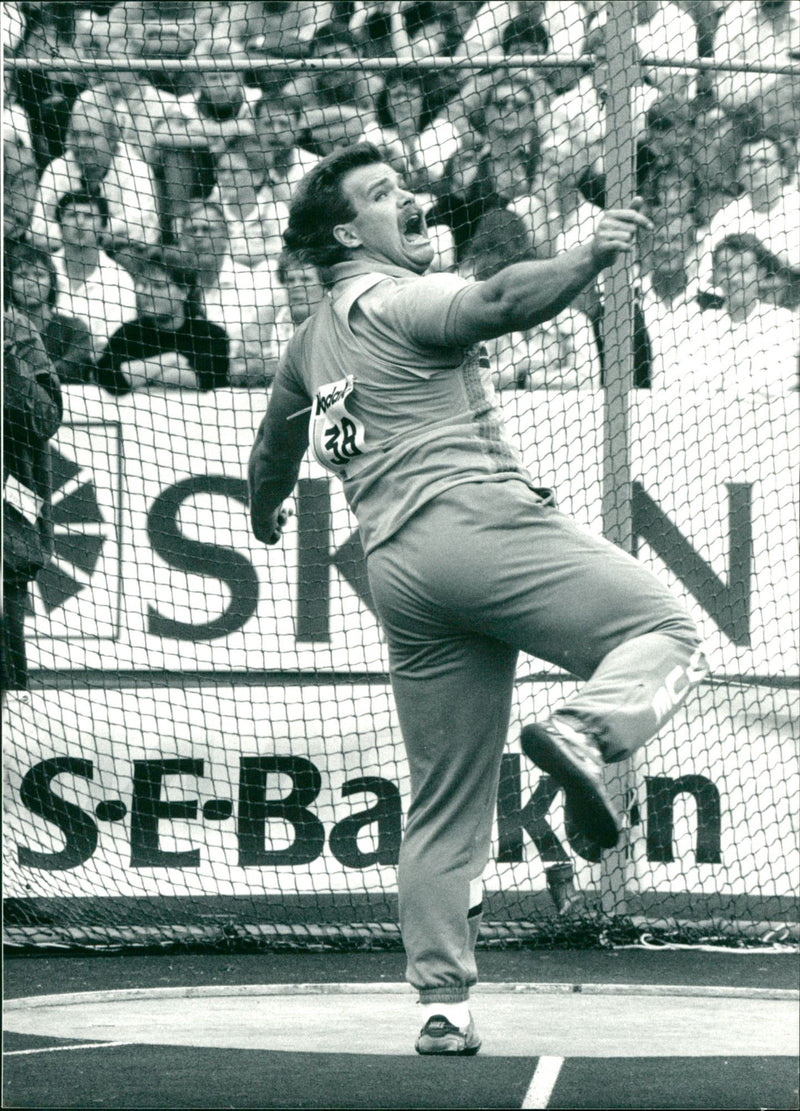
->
283, 142, 385, 270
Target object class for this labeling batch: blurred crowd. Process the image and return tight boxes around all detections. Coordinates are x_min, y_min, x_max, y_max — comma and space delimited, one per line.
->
3, 0, 799, 396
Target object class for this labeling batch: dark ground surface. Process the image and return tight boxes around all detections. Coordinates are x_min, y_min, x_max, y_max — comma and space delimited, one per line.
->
5, 945, 799, 997
3, 948, 798, 1110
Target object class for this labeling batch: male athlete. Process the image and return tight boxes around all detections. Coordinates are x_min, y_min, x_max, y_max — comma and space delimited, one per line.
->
248, 143, 706, 1056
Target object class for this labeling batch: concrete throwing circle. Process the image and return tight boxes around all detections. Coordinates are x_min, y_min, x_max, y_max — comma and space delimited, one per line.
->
5, 982, 797, 1057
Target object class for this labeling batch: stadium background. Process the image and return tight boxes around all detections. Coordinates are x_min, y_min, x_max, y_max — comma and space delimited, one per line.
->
2, 0, 799, 959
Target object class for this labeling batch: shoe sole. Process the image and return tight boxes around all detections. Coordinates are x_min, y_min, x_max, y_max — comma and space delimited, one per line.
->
521, 723, 620, 850
415, 1036, 481, 1056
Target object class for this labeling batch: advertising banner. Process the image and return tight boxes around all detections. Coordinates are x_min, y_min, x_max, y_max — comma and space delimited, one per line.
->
3, 680, 797, 907
5, 388, 798, 920
25, 387, 800, 679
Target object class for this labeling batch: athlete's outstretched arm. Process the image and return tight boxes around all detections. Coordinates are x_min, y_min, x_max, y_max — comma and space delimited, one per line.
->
248, 377, 311, 544
447, 204, 652, 346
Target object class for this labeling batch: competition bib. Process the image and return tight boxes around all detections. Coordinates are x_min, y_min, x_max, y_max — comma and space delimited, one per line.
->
310, 375, 366, 474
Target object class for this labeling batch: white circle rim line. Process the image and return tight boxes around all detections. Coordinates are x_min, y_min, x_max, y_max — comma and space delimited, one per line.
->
5, 981, 797, 1012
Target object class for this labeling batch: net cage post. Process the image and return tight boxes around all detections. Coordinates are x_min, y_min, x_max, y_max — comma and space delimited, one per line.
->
599, 0, 638, 920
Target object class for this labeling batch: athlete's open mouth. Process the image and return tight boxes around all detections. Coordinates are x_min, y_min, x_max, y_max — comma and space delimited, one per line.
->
401, 209, 427, 241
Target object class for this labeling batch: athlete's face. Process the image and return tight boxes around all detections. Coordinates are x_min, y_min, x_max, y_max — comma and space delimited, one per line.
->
334, 162, 434, 274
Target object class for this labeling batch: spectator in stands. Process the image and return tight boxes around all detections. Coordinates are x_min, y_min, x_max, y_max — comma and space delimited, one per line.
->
73, 56, 194, 172
50, 192, 138, 358
274, 247, 327, 348
212, 145, 287, 269
230, 247, 327, 387
174, 200, 281, 354
400, 0, 509, 191
511, 126, 604, 264
266, 0, 337, 55
11, 0, 88, 170
73, 4, 118, 60
3, 3, 34, 155
186, 37, 263, 156
452, 1, 589, 69
496, 7, 584, 99
281, 22, 384, 154
689, 97, 745, 227
635, 203, 705, 391
464, 209, 601, 390
74, 12, 256, 234
207, 1, 280, 57
97, 0, 213, 83
4, 239, 94, 386
95, 247, 230, 394
698, 127, 800, 297
3, 138, 38, 245
349, 0, 395, 58
427, 73, 543, 264
366, 66, 446, 193
242, 94, 320, 207
383, 0, 464, 62
633, 1, 701, 100
29, 92, 160, 254
349, 0, 459, 67
73, 6, 208, 166
641, 160, 699, 222
480, 76, 545, 205
544, 12, 658, 176
692, 233, 800, 396
100, 74, 201, 173
349, 0, 476, 60
3, 302, 63, 692
407, 78, 480, 190
713, 0, 800, 132
637, 96, 695, 204
426, 133, 505, 263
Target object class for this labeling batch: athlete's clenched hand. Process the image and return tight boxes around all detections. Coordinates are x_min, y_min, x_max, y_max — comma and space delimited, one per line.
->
260, 503, 294, 545
590, 198, 652, 269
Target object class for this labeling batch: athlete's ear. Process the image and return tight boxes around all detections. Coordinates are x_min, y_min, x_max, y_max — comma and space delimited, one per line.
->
332, 222, 362, 249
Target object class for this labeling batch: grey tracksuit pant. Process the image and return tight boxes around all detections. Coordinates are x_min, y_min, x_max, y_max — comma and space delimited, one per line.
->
366, 479, 705, 1003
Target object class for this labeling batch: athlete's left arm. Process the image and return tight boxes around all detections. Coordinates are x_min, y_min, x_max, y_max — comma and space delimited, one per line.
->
248, 376, 311, 545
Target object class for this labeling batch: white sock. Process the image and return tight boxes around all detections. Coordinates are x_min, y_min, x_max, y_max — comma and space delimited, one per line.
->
422, 1001, 470, 1028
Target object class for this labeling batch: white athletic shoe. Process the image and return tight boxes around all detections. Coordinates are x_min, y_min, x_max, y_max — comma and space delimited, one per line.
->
415, 1013, 481, 1056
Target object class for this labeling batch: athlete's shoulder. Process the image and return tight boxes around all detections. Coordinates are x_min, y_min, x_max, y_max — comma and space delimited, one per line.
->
367, 269, 474, 348
279, 299, 333, 381
286, 299, 331, 351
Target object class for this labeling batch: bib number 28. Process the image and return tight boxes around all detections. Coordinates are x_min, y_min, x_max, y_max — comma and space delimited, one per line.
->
310, 375, 366, 473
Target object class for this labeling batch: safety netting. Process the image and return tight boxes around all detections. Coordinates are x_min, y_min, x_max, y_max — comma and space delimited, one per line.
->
3, 0, 798, 951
